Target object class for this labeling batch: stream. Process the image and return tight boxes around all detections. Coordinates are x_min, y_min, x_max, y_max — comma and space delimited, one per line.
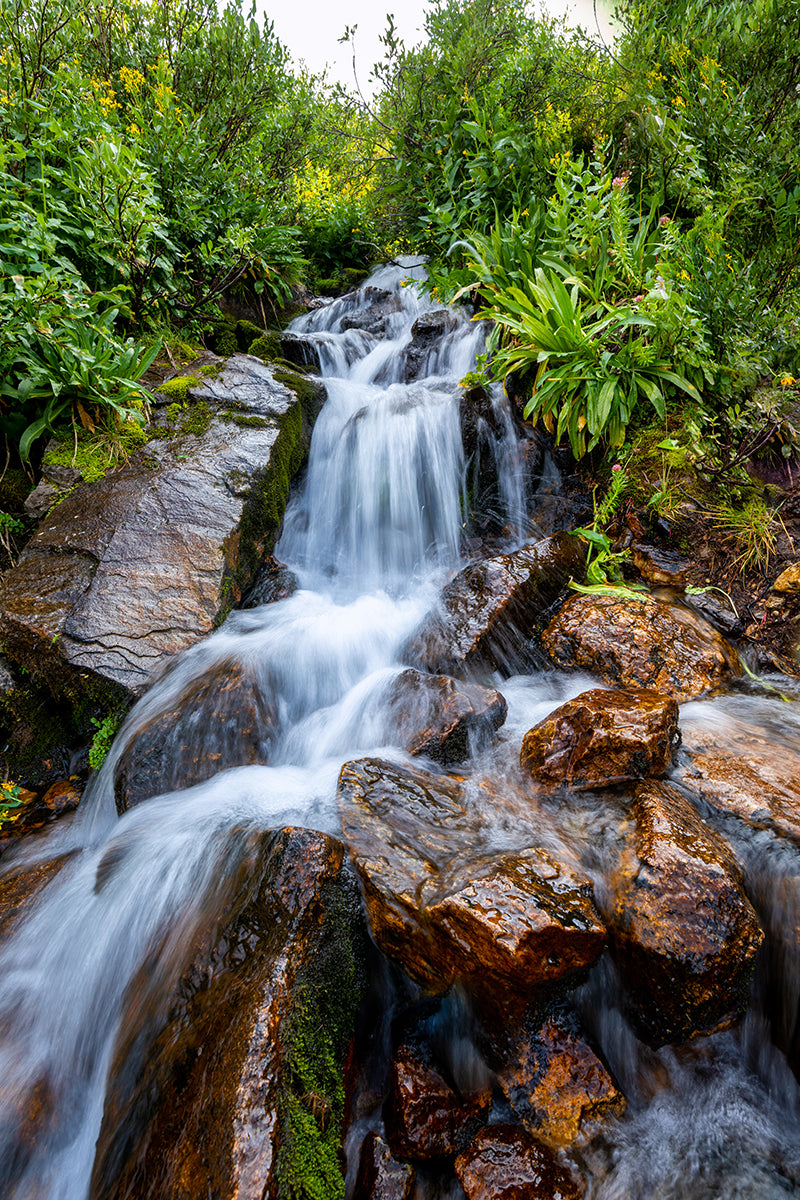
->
1, 261, 800, 1198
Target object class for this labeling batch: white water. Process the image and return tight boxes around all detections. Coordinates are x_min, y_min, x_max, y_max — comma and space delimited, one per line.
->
1, 264, 799, 1198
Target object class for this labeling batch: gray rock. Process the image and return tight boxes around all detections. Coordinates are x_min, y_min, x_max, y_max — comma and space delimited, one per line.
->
0, 356, 323, 699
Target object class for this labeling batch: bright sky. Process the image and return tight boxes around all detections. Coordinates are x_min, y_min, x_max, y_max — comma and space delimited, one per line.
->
262, 0, 615, 93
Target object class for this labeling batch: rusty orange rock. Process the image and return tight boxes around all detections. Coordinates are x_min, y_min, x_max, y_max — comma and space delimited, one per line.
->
609, 781, 764, 1045
387, 668, 507, 764
497, 1015, 625, 1148
542, 593, 740, 700
520, 688, 679, 789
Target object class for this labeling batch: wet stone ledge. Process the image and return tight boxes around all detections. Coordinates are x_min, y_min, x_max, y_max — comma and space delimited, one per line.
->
0, 355, 323, 700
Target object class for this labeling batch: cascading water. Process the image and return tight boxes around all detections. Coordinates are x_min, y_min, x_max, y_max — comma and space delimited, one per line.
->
0, 261, 799, 1199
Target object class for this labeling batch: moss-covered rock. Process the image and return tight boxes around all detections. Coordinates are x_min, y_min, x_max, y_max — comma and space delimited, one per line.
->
248, 332, 281, 362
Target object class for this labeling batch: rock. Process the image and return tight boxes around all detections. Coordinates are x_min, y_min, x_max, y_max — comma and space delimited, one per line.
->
773, 563, 800, 593
22, 480, 61, 520
387, 669, 507, 764
0, 654, 14, 692
402, 534, 585, 678
280, 331, 322, 370
90, 827, 367, 1200
354, 1133, 414, 1199
384, 1032, 490, 1161
40, 778, 82, 816
0, 853, 75, 942
542, 593, 741, 700
454, 1125, 583, 1200
459, 385, 539, 533
401, 310, 459, 381
114, 660, 276, 813
520, 688, 680, 790
340, 290, 402, 336
496, 1014, 624, 1147
609, 781, 764, 1045
630, 543, 690, 588
683, 588, 742, 637
240, 555, 298, 608
0, 356, 320, 699
338, 758, 605, 1005
676, 722, 800, 845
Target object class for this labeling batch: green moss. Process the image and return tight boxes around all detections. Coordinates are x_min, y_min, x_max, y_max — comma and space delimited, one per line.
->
275, 869, 366, 1200
249, 333, 281, 362
206, 319, 238, 357
235, 319, 264, 351
181, 401, 212, 436
165, 402, 182, 423
272, 365, 324, 416
198, 363, 220, 378
0, 468, 31, 511
219, 409, 272, 429
155, 374, 201, 403
43, 422, 149, 484
237, 400, 306, 581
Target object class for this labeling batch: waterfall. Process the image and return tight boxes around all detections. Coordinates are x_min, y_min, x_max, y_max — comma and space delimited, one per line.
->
0, 263, 799, 1198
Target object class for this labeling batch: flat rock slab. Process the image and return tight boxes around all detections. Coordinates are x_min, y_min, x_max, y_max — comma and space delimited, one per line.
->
337, 758, 605, 1005
520, 688, 680, 790
609, 780, 764, 1045
402, 534, 585, 678
542, 593, 740, 700
0, 356, 320, 698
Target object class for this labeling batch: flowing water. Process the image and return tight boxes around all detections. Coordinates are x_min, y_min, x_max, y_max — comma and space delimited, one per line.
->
1, 262, 800, 1198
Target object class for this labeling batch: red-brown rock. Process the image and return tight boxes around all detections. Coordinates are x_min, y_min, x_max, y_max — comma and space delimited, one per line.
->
354, 1133, 414, 1199
0, 853, 75, 942
387, 669, 507, 764
455, 1125, 583, 1200
542, 593, 741, 699
497, 1015, 625, 1147
402, 534, 585, 677
520, 688, 680, 789
90, 827, 366, 1200
41, 778, 82, 816
385, 1035, 491, 1161
113, 659, 276, 812
609, 781, 764, 1044
338, 758, 605, 1005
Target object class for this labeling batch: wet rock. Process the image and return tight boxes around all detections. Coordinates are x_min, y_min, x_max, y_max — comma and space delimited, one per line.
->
542, 593, 741, 700
402, 534, 585, 678
609, 781, 764, 1045
402, 310, 459, 381
683, 588, 742, 637
0, 853, 75, 941
459, 384, 538, 533
385, 1032, 491, 1161
338, 758, 605, 1004
677, 723, 800, 845
0, 654, 14, 692
497, 1013, 625, 1147
387, 669, 507, 764
240, 555, 298, 608
90, 827, 367, 1200
114, 660, 276, 813
354, 1133, 414, 1199
520, 688, 680, 790
40, 778, 82, 816
0, 355, 319, 699
773, 562, 800, 593
280, 331, 322, 370
454, 1125, 583, 1200
630, 543, 690, 588
22, 480, 61, 520
340, 290, 403, 336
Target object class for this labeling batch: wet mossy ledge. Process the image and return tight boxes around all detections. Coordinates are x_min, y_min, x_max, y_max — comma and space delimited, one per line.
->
0, 353, 326, 729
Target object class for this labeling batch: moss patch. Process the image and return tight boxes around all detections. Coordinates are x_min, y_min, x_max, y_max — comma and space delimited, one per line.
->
181, 401, 213, 437
249, 333, 281, 362
43, 422, 149, 485
155, 374, 201, 404
219, 409, 272, 429
276, 867, 366, 1200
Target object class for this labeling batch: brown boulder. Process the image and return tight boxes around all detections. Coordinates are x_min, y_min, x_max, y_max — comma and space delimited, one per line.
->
387, 669, 507, 764
41, 778, 82, 816
0, 853, 75, 942
520, 688, 680, 789
542, 593, 741, 700
384, 1034, 491, 1162
609, 781, 764, 1044
90, 827, 366, 1200
496, 1015, 624, 1147
338, 758, 605, 1004
402, 534, 585, 678
113, 660, 276, 812
454, 1125, 583, 1200
354, 1133, 414, 1199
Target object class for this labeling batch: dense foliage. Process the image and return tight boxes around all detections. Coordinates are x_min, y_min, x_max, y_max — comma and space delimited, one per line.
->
0, 0, 797, 481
